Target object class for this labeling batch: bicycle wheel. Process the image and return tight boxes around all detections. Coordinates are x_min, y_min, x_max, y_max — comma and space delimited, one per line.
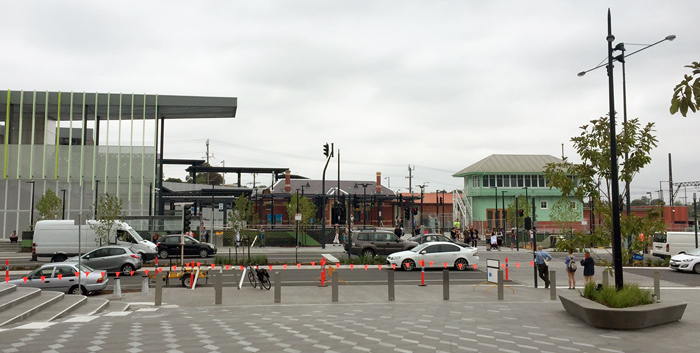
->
260, 275, 271, 290
247, 267, 257, 288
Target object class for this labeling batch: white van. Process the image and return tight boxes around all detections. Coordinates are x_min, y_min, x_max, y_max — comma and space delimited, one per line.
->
652, 231, 700, 258
33, 220, 157, 262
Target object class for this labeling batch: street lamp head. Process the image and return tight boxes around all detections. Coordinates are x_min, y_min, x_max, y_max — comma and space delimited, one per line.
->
614, 43, 625, 51
666, 35, 676, 41
577, 71, 586, 77
607, 34, 615, 42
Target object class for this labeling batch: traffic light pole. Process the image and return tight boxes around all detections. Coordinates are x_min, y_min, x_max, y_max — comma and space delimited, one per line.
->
321, 143, 333, 249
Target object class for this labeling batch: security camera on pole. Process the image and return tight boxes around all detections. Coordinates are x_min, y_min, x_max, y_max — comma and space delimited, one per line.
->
321, 143, 334, 249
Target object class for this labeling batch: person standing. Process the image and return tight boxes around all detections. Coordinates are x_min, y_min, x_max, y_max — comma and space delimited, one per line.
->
394, 224, 403, 239
333, 228, 340, 245
453, 219, 461, 231
510, 229, 516, 250
565, 249, 576, 289
259, 226, 265, 247
580, 250, 595, 285
200, 226, 208, 242
471, 228, 478, 248
534, 245, 553, 288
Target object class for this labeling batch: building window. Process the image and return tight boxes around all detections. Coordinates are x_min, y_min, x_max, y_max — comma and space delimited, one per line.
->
473, 176, 479, 188
517, 175, 524, 187
570, 201, 577, 210
540, 200, 548, 209
496, 175, 503, 187
538, 175, 546, 187
489, 175, 495, 187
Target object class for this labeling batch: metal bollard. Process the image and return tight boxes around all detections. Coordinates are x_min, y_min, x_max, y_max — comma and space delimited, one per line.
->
497, 270, 504, 300
214, 270, 222, 305
602, 270, 609, 286
113, 278, 122, 299
332, 270, 339, 303
141, 276, 149, 295
155, 272, 163, 307
388, 270, 395, 301
274, 272, 281, 304
654, 270, 661, 302
443, 269, 449, 300
549, 270, 556, 300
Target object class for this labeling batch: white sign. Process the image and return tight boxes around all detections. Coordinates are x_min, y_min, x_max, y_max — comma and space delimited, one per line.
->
295, 213, 302, 221
219, 203, 224, 211
581, 220, 588, 225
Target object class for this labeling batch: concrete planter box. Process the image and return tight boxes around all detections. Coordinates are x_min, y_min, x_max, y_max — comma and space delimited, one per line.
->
559, 294, 686, 330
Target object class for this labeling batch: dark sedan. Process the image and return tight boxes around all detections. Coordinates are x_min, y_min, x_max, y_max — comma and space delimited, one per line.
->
408, 233, 472, 248
156, 235, 217, 259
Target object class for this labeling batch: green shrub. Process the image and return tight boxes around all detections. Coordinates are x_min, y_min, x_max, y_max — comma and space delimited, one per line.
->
581, 282, 654, 308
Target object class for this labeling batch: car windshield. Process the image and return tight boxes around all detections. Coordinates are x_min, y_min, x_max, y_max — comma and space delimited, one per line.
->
686, 248, 700, 256
127, 228, 144, 242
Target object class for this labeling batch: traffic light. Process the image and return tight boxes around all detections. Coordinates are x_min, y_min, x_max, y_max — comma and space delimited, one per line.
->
323, 143, 329, 157
412, 207, 418, 215
183, 206, 192, 233
399, 194, 403, 203
518, 209, 524, 217
524, 217, 532, 230
439, 197, 443, 204
404, 207, 410, 219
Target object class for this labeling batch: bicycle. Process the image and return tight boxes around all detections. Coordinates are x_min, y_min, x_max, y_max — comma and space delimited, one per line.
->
246, 265, 271, 290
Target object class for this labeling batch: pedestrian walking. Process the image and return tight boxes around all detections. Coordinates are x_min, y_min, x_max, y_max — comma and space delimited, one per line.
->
580, 250, 595, 285
451, 227, 457, 241
565, 249, 576, 289
496, 230, 503, 251
333, 229, 340, 245
510, 229, 516, 250
534, 245, 552, 288
471, 228, 478, 247
394, 224, 403, 239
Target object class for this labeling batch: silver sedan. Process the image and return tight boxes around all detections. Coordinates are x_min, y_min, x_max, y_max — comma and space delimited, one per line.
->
8, 262, 109, 295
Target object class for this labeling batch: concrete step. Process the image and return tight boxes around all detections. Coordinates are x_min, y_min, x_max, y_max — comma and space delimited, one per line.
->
106, 301, 130, 313
0, 283, 18, 297
0, 286, 41, 313
0, 242, 21, 252
0, 290, 64, 327
22, 294, 87, 322
69, 297, 110, 316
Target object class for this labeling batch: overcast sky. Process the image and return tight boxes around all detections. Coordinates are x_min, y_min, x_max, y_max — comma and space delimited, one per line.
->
3, 1, 699, 203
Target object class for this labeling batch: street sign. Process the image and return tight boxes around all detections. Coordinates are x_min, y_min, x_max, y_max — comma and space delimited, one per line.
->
218, 203, 224, 211
295, 213, 302, 221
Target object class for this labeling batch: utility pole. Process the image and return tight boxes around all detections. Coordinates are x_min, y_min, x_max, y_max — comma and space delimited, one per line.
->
406, 165, 415, 234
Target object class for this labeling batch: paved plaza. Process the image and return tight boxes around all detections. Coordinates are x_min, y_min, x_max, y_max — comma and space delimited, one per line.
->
1, 246, 699, 352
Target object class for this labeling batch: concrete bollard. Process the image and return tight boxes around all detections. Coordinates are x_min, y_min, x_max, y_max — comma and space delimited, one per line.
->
214, 270, 222, 305
141, 276, 149, 295
113, 278, 122, 299
602, 270, 609, 286
550, 270, 556, 300
443, 269, 449, 300
388, 270, 395, 301
274, 272, 281, 304
654, 270, 661, 302
332, 270, 339, 303
497, 270, 504, 300
155, 272, 163, 307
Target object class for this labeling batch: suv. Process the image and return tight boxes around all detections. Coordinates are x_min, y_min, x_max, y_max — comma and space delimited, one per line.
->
347, 230, 418, 257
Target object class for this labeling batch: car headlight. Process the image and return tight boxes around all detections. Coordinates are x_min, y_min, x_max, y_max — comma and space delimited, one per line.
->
682, 258, 694, 262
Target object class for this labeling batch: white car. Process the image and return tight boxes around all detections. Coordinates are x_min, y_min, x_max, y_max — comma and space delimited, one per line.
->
669, 247, 700, 274
387, 242, 479, 271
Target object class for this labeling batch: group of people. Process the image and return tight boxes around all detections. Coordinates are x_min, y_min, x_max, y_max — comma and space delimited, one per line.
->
534, 246, 596, 289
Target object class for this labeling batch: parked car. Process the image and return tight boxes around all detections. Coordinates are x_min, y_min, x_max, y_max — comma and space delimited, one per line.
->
156, 235, 217, 259
347, 230, 418, 257
670, 247, 700, 274
409, 233, 471, 248
7, 262, 108, 295
66, 245, 142, 276
386, 242, 479, 271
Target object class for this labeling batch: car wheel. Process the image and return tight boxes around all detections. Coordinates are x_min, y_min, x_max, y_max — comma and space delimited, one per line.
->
401, 259, 416, 271
454, 258, 469, 271
68, 285, 85, 295
694, 263, 700, 274
199, 248, 209, 258
121, 264, 135, 276
52, 254, 67, 263
158, 249, 169, 259
361, 249, 375, 258
181, 275, 192, 288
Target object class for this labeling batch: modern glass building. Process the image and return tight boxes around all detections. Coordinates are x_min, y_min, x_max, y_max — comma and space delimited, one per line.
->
0, 90, 237, 238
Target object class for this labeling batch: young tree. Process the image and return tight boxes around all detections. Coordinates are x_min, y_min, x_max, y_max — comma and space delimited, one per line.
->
544, 116, 665, 263
227, 195, 258, 229
549, 197, 580, 239
36, 189, 63, 221
670, 62, 700, 117
286, 193, 317, 227
90, 193, 124, 245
